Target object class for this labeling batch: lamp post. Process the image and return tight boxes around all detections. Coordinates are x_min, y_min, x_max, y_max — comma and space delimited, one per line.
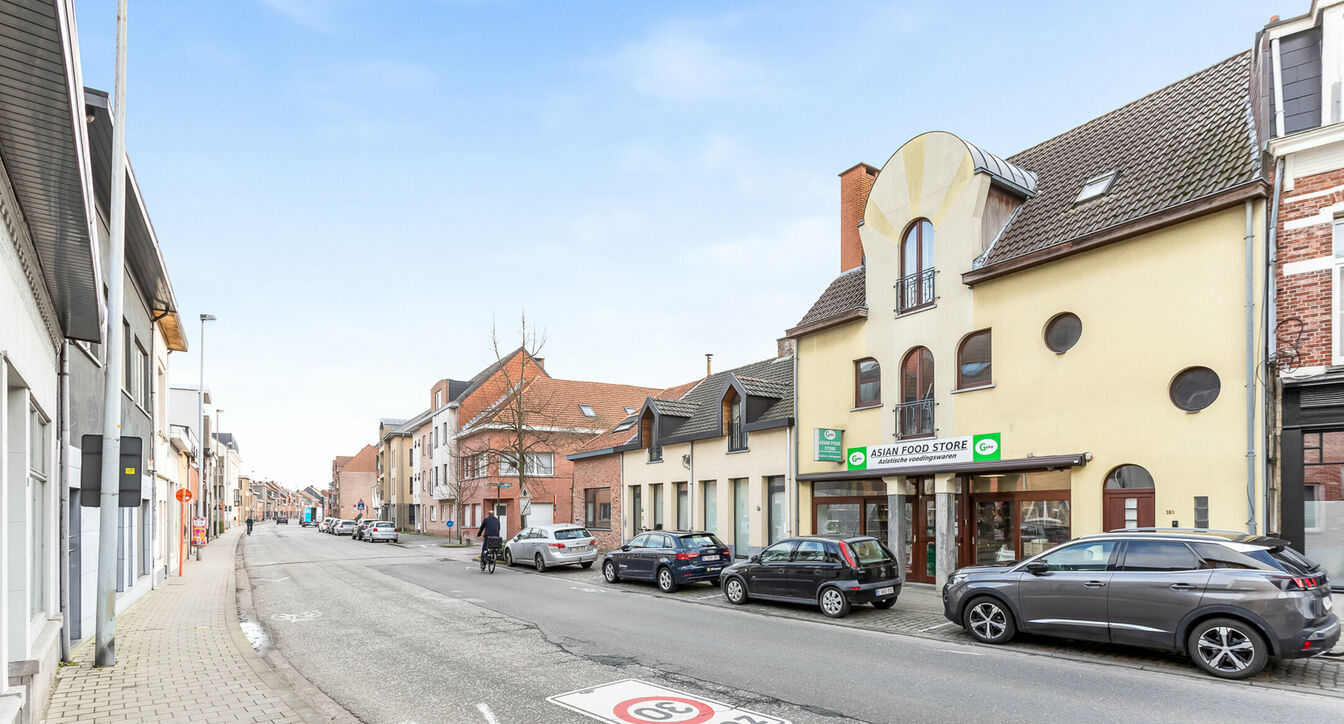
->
197, 314, 215, 540
215, 408, 225, 533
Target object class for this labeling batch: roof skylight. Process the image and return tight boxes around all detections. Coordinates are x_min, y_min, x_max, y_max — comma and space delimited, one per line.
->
613, 420, 634, 432
624, 406, 636, 414
1075, 172, 1117, 204
579, 404, 597, 417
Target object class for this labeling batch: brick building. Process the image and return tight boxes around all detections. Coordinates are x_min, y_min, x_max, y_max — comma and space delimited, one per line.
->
332, 445, 378, 521
1263, 0, 1344, 588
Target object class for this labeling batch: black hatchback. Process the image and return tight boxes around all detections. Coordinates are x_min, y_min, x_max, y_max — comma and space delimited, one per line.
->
602, 530, 731, 592
720, 536, 901, 618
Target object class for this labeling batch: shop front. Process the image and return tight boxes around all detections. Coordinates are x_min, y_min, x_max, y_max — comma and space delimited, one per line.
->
1282, 377, 1344, 591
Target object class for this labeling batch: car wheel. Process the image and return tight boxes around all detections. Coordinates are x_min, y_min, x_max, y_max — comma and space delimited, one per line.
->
964, 596, 1016, 644
603, 560, 620, 583
872, 598, 897, 609
656, 566, 677, 593
819, 588, 851, 618
1187, 617, 1268, 679
580, 561, 593, 569
504, 549, 514, 566
724, 577, 748, 605
534, 554, 547, 572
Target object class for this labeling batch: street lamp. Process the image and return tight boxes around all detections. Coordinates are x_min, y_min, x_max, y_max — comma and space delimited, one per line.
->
198, 314, 215, 539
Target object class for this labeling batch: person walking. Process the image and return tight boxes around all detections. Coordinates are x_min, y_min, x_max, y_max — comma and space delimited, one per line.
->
245, 516, 254, 535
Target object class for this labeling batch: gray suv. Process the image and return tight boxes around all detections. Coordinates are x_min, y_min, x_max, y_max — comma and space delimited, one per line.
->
942, 529, 1338, 679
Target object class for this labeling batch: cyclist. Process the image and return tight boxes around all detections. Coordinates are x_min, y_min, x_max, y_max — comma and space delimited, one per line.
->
477, 509, 501, 570
245, 516, 254, 535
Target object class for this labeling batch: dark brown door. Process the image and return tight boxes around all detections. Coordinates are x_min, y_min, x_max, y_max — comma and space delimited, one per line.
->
1103, 489, 1154, 532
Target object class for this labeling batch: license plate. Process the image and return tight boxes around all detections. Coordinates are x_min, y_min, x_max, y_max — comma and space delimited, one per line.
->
572, 545, 588, 552
876, 586, 895, 596
702, 555, 720, 561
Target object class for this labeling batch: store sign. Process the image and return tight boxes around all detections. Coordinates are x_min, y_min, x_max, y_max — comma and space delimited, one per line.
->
847, 433, 1001, 471
814, 428, 844, 462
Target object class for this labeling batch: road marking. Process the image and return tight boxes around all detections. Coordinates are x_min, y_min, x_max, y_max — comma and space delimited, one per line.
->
251, 576, 291, 583
937, 649, 984, 656
476, 703, 499, 724
569, 586, 606, 594
271, 610, 323, 623
920, 621, 955, 631
549, 679, 789, 724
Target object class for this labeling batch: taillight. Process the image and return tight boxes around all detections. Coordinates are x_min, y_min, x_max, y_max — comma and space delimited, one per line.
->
1278, 575, 1320, 591
549, 543, 566, 549
839, 543, 858, 568
675, 552, 698, 560
719, 548, 730, 557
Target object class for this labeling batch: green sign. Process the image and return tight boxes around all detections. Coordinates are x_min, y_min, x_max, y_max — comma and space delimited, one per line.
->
815, 428, 844, 462
846, 433, 1002, 472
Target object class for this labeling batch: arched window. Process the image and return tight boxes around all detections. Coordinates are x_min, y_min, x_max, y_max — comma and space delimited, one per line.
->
854, 358, 881, 407
898, 347, 934, 438
957, 330, 992, 389
898, 219, 935, 312
1103, 465, 1155, 531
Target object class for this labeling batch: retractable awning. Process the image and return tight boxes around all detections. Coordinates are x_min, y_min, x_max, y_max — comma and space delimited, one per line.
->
798, 453, 1089, 482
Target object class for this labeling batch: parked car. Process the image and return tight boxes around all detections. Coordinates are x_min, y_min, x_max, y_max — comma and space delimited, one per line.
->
365, 521, 399, 543
942, 529, 1340, 679
353, 519, 387, 541
719, 536, 900, 618
602, 530, 730, 592
319, 517, 334, 533
332, 519, 357, 536
504, 525, 598, 571
276, 516, 288, 525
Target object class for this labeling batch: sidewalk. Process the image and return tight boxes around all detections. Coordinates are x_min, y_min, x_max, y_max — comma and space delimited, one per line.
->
43, 528, 315, 724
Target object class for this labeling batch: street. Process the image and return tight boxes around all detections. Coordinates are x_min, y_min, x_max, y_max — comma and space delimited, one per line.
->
242, 525, 1344, 723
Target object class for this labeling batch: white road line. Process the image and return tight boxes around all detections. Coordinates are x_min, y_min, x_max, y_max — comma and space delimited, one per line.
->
938, 649, 984, 656
921, 621, 955, 631
476, 702, 499, 724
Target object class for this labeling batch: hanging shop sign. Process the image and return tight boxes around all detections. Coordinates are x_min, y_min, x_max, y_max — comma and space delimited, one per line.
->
847, 433, 1001, 472
814, 428, 844, 462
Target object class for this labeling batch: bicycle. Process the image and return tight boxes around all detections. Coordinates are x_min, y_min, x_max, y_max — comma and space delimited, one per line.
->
480, 536, 502, 574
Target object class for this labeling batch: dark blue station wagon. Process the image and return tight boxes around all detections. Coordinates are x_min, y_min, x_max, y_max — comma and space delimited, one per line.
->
602, 531, 731, 592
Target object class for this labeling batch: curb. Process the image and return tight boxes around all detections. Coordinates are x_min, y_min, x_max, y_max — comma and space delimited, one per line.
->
232, 536, 360, 723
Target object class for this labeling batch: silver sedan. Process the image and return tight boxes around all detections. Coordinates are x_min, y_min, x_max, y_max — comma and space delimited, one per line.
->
503, 525, 599, 571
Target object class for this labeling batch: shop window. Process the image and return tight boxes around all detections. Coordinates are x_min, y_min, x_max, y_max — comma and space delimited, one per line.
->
1169, 367, 1220, 412
1019, 499, 1071, 557
956, 330, 992, 389
854, 358, 881, 407
1044, 312, 1082, 354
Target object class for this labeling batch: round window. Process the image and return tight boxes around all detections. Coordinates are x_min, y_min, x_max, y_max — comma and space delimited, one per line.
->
1044, 313, 1082, 354
1104, 465, 1154, 489
1170, 367, 1220, 412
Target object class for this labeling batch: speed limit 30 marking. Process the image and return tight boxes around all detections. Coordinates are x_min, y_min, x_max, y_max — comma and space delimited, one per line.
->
548, 679, 789, 724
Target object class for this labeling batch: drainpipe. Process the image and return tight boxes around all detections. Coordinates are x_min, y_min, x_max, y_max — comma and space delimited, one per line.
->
1265, 158, 1284, 534
785, 425, 793, 537
792, 352, 800, 537
1245, 199, 1258, 535
687, 440, 693, 529
58, 341, 71, 661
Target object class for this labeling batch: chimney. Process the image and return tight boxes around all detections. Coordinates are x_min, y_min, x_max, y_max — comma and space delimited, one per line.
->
533, 357, 545, 371
705, 353, 713, 376
839, 162, 879, 272
776, 337, 796, 358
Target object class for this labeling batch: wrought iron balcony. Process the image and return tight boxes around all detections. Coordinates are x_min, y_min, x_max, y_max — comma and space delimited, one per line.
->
895, 399, 935, 439
896, 267, 935, 313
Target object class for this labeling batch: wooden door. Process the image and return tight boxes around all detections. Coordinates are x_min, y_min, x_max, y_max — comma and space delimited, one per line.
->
1103, 489, 1154, 532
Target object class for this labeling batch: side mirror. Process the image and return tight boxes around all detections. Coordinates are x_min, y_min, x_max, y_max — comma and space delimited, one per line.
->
621, 544, 631, 552
1026, 560, 1049, 575
750, 554, 761, 564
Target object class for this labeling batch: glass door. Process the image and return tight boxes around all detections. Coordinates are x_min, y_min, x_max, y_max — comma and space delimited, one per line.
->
733, 479, 750, 558
630, 487, 642, 536
973, 498, 1014, 565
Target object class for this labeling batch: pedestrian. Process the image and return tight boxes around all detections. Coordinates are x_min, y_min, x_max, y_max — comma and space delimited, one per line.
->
245, 516, 254, 535
477, 508, 501, 570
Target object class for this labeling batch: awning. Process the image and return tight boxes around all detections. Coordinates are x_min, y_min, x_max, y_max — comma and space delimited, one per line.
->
798, 453, 1089, 482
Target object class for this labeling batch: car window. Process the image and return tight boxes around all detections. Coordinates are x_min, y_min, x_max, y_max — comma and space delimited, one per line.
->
555, 528, 591, 540
1037, 541, 1114, 571
1120, 540, 1200, 572
679, 533, 717, 548
848, 539, 894, 564
658, 534, 677, 549
794, 541, 827, 562
760, 542, 796, 563
627, 534, 649, 549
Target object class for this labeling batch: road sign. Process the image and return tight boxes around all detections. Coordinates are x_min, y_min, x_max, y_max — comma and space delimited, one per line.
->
446, 520, 454, 528
548, 679, 789, 724
497, 483, 512, 489
357, 501, 366, 511
175, 489, 193, 503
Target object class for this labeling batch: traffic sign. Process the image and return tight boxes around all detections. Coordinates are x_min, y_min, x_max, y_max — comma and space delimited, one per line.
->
548, 679, 788, 724
357, 501, 366, 511
175, 489, 193, 503
497, 483, 512, 489
446, 520, 454, 528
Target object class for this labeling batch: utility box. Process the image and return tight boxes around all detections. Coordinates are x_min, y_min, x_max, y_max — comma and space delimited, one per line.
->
80, 434, 144, 507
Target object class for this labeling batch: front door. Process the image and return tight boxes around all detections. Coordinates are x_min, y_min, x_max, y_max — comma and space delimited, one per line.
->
631, 487, 642, 535
1016, 540, 1117, 642
1103, 489, 1154, 532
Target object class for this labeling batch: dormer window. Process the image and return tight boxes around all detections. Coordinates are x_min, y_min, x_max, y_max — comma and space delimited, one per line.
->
579, 404, 596, 417
1075, 172, 1117, 204
728, 396, 748, 452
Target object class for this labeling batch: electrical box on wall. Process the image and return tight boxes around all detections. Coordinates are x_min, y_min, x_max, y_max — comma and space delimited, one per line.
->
79, 435, 143, 507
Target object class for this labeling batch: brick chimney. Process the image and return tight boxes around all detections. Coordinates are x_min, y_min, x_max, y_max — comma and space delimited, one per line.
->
839, 162, 879, 272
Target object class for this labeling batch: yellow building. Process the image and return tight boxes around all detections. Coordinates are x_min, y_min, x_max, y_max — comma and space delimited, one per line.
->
789, 52, 1270, 586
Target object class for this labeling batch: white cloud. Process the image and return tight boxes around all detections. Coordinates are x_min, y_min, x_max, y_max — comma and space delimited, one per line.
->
605, 23, 777, 103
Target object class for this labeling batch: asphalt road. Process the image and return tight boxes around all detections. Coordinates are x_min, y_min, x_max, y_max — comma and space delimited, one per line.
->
243, 525, 1343, 723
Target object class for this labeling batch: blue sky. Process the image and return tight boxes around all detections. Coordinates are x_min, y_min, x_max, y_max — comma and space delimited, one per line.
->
70, 0, 1284, 488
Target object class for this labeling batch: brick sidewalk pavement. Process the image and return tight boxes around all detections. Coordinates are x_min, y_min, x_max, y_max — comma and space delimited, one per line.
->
43, 528, 319, 724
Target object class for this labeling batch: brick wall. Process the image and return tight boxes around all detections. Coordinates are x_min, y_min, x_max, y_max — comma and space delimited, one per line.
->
572, 453, 623, 551
839, 163, 878, 272
1276, 167, 1344, 369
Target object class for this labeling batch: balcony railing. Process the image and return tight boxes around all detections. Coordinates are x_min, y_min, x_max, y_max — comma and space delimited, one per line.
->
896, 267, 935, 313
894, 399, 935, 439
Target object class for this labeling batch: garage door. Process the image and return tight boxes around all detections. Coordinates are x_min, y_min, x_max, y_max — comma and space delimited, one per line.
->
529, 502, 554, 526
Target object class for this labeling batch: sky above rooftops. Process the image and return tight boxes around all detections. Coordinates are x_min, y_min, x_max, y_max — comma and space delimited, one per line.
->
69, 0, 1282, 487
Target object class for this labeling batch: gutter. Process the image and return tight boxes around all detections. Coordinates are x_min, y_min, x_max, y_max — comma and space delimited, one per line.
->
58, 342, 71, 661
784, 307, 867, 338
1245, 199, 1258, 535
1266, 158, 1284, 534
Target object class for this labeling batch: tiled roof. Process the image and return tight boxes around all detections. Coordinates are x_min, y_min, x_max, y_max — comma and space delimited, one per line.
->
663, 355, 794, 441
737, 376, 789, 399
651, 399, 699, 417
982, 51, 1260, 268
468, 377, 659, 434
791, 265, 866, 330
570, 379, 707, 457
